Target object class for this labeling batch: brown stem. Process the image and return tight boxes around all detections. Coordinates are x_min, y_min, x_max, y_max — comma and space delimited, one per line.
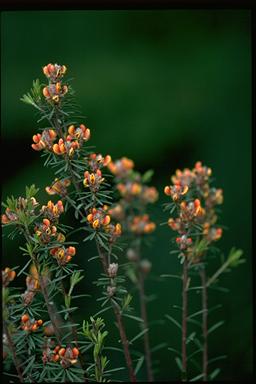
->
134, 240, 153, 382
3, 321, 24, 382
200, 267, 208, 381
23, 229, 62, 345
137, 270, 154, 382
96, 241, 137, 383
182, 258, 188, 381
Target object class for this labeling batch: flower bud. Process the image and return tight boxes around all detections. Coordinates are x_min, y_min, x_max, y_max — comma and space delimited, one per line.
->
107, 263, 118, 278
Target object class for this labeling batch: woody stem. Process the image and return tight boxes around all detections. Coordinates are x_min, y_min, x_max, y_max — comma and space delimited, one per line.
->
23, 227, 62, 345
200, 267, 208, 381
182, 257, 188, 381
3, 320, 23, 382
96, 241, 137, 383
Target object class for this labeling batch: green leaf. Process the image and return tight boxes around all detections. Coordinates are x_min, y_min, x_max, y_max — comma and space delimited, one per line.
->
208, 320, 224, 335
141, 169, 154, 183
209, 368, 221, 380
122, 313, 144, 323
130, 328, 148, 344
134, 356, 144, 375
175, 356, 183, 372
190, 373, 204, 381
165, 314, 182, 330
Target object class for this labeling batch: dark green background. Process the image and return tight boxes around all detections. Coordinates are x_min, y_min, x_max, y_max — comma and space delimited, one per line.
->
1, 10, 252, 381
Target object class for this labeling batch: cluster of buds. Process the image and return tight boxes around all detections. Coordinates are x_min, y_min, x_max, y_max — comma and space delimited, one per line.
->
164, 184, 189, 202
68, 124, 91, 145
88, 153, 111, 172
22, 264, 40, 306
34, 218, 65, 244
108, 157, 134, 178
164, 161, 224, 262
87, 206, 111, 230
179, 199, 204, 222
176, 235, 193, 250
107, 263, 118, 278
2, 267, 16, 287
1, 197, 38, 225
42, 63, 68, 104
129, 215, 156, 235
83, 169, 105, 192
50, 246, 76, 266
21, 314, 43, 332
51, 345, 80, 368
52, 137, 79, 157
45, 178, 71, 196
105, 222, 122, 242
41, 200, 64, 221
31, 129, 57, 151
43, 63, 67, 82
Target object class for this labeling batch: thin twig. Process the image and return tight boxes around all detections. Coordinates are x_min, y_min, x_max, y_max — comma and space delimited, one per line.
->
96, 241, 137, 383
200, 267, 208, 381
3, 321, 24, 382
23, 228, 62, 345
135, 241, 154, 382
182, 258, 188, 381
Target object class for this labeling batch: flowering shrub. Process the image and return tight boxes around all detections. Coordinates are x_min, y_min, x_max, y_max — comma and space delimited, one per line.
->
2, 63, 244, 382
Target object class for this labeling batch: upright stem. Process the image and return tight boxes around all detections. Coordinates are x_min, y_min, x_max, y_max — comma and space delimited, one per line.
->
23, 229, 62, 345
182, 258, 188, 381
200, 267, 208, 381
96, 241, 137, 383
135, 239, 153, 382
3, 321, 24, 382
137, 270, 154, 382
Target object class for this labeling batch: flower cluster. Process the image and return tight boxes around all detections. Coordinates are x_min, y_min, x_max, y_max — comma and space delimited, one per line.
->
83, 153, 112, 192
42, 63, 68, 104
45, 178, 71, 196
164, 161, 223, 262
129, 215, 156, 235
50, 246, 76, 266
2, 267, 16, 287
31, 129, 57, 151
41, 200, 64, 221
108, 157, 158, 237
1, 197, 38, 225
108, 157, 134, 178
32, 124, 90, 158
21, 314, 43, 332
34, 218, 65, 244
53, 346, 80, 368
83, 169, 105, 191
88, 153, 111, 172
87, 206, 111, 230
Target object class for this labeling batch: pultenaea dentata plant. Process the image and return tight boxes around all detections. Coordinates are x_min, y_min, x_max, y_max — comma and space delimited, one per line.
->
2, 63, 244, 383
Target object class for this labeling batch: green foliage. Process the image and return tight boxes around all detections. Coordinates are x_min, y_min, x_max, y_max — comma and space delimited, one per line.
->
82, 317, 110, 382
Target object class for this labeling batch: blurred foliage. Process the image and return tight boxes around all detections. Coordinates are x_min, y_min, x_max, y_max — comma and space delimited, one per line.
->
1, 10, 252, 380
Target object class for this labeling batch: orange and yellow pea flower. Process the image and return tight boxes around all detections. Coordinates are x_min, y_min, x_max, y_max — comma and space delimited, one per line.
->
45, 178, 71, 196
87, 207, 111, 230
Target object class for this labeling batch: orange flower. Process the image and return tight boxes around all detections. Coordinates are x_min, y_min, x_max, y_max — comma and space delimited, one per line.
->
45, 178, 71, 196
87, 207, 111, 230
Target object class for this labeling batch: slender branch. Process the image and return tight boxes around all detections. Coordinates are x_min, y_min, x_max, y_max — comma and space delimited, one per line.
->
182, 257, 188, 381
200, 267, 208, 381
206, 259, 230, 287
137, 269, 154, 382
135, 239, 154, 382
22, 228, 62, 345
96, 241, 137, 383
3, 321, 24, 382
